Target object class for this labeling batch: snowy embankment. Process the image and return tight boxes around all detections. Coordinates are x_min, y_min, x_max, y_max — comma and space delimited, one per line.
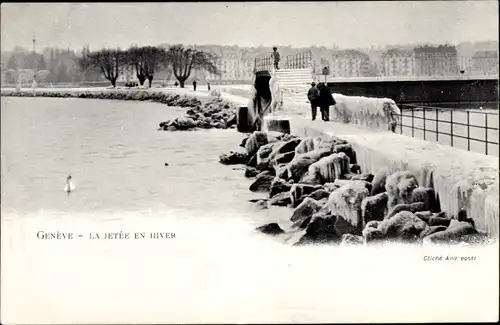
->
0, 86, 249, 108
284, 116, 499, 237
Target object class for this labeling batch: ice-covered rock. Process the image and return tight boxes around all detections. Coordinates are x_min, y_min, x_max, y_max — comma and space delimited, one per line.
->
351, 173, 374, 183
269, 191, 292, 207
274, 138, 302, 155
340, 234, 364, 245
269, 178, 292, 198
306, 189, 331, 201
299, 172, 322, 186
254, 200, 269, 210
244, 166, 259, 178
362, 227, 384, 244
308, 152, 350, 184
350, 164, 361, 174
333, 179, 372, 193
286, 156, 314, 182
410, 187, 440, 213
290, 197, 323, 223
249, 171, 274, 192
171, 117, 197, 130
245, 131, 268, 157
294, 213, 340, 245
219, 151, 248, 165
361, 192, 388, 224
256, 223, 285, 235
414, 211, 433, 223
295, 137, 316, 155
379, 211, 428, 242
428, 216, 451, 227
276, 164, 289, 179
313, 137, 339, 152
298, 149, 333, 162
289, 184, 323, 207
386, 202, 427, 219
386, 171, 419, 209
371, 169, 390, 196
423, 220, 479, 244
365, 220, 381, 230
256, 143, 275, 165
328, 180, 370, 235
419, 225, 448, 238
271, 151, 295, 166
322, 182, 340, 193
333, 143, 357, 164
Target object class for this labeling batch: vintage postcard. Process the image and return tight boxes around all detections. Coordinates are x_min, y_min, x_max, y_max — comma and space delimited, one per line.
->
1, 1, 499, 324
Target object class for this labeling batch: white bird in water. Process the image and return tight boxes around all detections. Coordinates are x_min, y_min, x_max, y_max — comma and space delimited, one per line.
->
65, 175, 75, 193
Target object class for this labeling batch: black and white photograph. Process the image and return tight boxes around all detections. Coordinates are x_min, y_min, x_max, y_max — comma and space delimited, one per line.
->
1, 1, 499, 323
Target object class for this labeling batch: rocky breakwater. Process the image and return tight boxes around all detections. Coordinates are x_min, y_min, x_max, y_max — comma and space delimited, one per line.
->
158, 97, 238, 131
0, 89, 204, 108
219, 131, 491, 246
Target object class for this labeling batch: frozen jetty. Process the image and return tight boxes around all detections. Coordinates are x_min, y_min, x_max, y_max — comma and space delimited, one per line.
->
261, 94, 498, 238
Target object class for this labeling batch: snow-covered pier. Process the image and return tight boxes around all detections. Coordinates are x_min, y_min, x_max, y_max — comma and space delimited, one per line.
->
262, 94, 499, 238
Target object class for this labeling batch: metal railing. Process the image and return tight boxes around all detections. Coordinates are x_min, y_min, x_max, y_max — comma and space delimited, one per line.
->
396, 103, 499, 155
254, 50, 313, 73
284, 51, 312, 69
254, 52, 273, 73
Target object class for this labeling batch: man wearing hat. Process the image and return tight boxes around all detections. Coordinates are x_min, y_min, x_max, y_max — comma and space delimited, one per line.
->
307, 81, 320, 120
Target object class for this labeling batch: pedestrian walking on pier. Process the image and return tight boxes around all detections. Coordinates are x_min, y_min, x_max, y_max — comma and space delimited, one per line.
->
193, 80, 197, 91
272, 47, 280, 70
307, 82, 320, 120
317, 83, 335, 122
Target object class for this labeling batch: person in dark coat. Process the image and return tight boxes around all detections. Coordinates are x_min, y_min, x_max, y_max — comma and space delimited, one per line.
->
207, 82, 211, 91
192, 80, 197, 91
317, 83, 335, 121
272, 47, 280, 70
307, 82, 320, 120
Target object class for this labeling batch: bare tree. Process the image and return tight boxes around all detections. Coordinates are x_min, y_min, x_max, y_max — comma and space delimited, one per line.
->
80, 48, 125, 88
125, 46, 167, 87
166, 45, 219, 88
143, 46, 167, 88
126, 46, 147, 86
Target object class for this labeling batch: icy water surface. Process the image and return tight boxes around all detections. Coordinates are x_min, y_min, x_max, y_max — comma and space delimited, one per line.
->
1, 97, 289, 225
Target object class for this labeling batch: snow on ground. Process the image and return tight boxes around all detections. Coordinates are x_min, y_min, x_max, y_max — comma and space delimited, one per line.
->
0, 85, 250, 107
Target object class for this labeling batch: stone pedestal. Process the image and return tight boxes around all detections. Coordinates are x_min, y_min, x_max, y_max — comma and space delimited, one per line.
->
264, 116, 291, 134
237, 106, 252, 133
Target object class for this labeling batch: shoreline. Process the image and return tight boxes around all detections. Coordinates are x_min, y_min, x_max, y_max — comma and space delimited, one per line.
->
1, 88, 210, 107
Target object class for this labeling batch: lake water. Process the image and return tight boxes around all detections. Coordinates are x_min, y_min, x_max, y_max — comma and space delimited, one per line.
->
1, 97, 289, 225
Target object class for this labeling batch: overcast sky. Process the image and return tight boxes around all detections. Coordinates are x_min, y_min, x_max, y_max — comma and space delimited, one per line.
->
1, 1, 498, 51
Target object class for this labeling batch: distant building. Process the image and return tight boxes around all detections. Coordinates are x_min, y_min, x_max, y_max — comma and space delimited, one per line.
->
381, 48, 415, 77
330, 50, 374, 77
457, 55, 473, 74
471, 50, 499, 76
414, 45, 458, 76
206, 46, 254, 84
